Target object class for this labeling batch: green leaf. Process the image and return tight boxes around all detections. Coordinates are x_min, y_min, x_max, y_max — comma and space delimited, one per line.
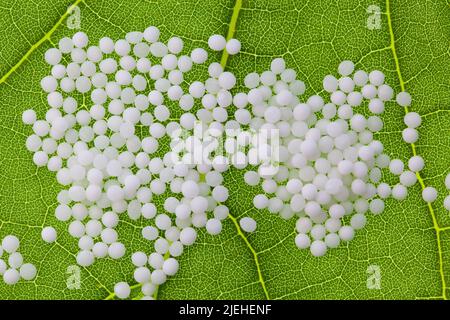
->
0, 0, 449, 300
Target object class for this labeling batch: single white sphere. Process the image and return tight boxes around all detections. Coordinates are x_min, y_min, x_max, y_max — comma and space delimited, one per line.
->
225, 38, 241, 55
92, 242, 108, 258
181, 180, 199, 198
338, 60, 354, 76
151, 269, 167, 285
72, 31, 88, 48
444, 195, 450, 211
114, 282, 131, 299
8, 252, 23, 269
310, 240, 327, 257
134, 267, 151, 284
19, 263, 37, 280
108, 242, 126, 259
191, 48, 208, 64
22, 109, 37, 125
404, 112, 422, 128
396, 91, 412, 107
208, 34, 226, 51
239, 217, 257, 233
144, 26, 160, 42
392, 184, 408, 200
45, 48, 62, 65
369, 199, 385, 215
2, 235, 20, 254
179, 227, 197, 246
422, 186, 438, 203
445, 173, 450, 190
338, 226, 355, 242
3, 268, 20, 285
408, 155, 424, 172
76, 250, 95, 267
324, 233, 340, 248
323, 75, 338, 93
389, 159, 404, 175
41, 226, 57, 243
131, 251, 148, 267
402, 128, 418, 144
162, 258, 179, 276
295, 233, 311, 249
141, 226, 159, 241
206, 219, 222, 235
270, 58, 286, 74
368, 70, 385, 86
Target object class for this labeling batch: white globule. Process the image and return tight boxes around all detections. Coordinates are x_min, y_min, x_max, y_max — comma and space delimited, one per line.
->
114, 281, 131, 299
422, 187, 438, 203
41, 226, 57, 243
239, 217, 257, 233
208, 34, 226, 51
225, 39, 241, 55
19, 25, 431, 296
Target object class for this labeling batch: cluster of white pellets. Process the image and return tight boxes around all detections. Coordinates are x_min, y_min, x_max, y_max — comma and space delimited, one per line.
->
22, 27, 247, 299
18, 25, 436, 297
0, 235, 37, 285
238, 60, 430, 257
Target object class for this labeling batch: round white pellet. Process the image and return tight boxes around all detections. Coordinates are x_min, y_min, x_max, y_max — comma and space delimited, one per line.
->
76, 250, 94, 267
404, 112, 422, 128
8, 252, 23, 269
151, 269, 167, 285
19, 263, 37, 280
338, 226, 355, 242
446, 173, 450, 190
444, 195, 450, 211
108, 242, 126, 259
389, 159, 404, 175
310, 240, 327, 257
368, 70, 385, 86
134, 267, 151, 283
191, 48, 208, 64
45, 48, 62, 65
324, 233, 340, 249
143, 26, 160, 43
114, 282, 131, 299
225, 39, 241, 55
3, 269, 20, 285
72, 31, 88, 48
239, 217, 257, 233
295, 233, 311, 249
162, 258, 179, 276
179, 227, 197, 246
268, 58, 285, 75
402, 128, 418, 144
41, 226, 57, 243
2, 235, 20, 254
396, 91, 412, 107
92, 242, 108, 258
338, 60, 354, 76
131, 251, 147, 267
208, 34, 226, 51
408, 155, 424, 172
22, 109, 37, 125
392, 184, 408, 200
206, 218, 222, 235
422, 187, 438, 203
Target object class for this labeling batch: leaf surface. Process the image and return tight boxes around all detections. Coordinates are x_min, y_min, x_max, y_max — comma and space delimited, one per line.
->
0, 0, 449, 299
